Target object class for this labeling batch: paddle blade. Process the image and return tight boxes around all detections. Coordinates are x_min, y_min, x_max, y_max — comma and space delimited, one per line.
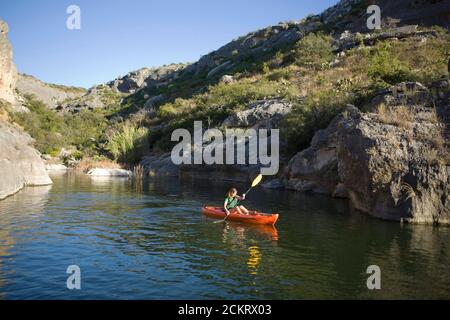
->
251, 174, 263, 188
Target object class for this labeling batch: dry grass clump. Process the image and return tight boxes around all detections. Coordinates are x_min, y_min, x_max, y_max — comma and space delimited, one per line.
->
423, 147, 441, 165
133, 164, 144, 179
0, 109, 9, 122
0, 100, 10, 122
401, 183, 417, 200
376, 103, 414, 129
75, 157, 122, 173
416, 108, 439, 123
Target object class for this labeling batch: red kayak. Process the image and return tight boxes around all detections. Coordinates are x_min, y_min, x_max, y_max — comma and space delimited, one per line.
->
202, 206, 279, 226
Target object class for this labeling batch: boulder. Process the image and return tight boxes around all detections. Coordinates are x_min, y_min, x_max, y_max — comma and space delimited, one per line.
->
222, 99, 292, 129
262, 178, 284, 189
220, 75, 235, 84
141, 153, 179, 177
87, 168, 132, 177
206, 61, 234, 79
144, 94, 165, 111
283, 81, 450, 224
0, 120, 52, 200
283, 114, 342, 195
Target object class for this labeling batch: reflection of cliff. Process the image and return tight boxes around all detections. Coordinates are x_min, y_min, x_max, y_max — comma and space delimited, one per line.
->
0, 184, 52, 294
357, 225, 450, 299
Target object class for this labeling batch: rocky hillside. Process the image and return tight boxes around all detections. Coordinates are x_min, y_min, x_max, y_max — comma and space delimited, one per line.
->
57, 64, 186, 114
16, 73, 86, 109
123, 0, 450, 112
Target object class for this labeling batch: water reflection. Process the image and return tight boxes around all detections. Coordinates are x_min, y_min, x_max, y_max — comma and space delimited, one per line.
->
221, 223, 278, 243
0, 172, 449, 299
247, 246, 262, 276
0, 185, 52, 298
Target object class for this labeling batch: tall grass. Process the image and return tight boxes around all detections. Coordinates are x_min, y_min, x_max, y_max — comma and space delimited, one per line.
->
105, 124, 150, 164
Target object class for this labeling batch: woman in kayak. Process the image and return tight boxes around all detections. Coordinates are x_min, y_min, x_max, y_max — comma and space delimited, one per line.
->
224, 188, 249, 216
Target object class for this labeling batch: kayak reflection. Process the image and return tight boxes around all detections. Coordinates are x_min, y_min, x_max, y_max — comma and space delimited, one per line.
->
221, 222, 279, 242
247, 245, 262, 276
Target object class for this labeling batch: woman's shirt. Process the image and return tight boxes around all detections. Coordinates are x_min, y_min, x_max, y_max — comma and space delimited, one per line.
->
225, 196, 238, 210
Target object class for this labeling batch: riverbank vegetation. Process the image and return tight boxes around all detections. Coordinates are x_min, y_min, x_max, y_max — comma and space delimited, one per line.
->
10, 95, 109, 157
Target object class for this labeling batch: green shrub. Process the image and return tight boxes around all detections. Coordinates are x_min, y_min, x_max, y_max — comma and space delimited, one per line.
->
10, 95, 67, 154
158, 78, 298, 121
10, 95, 112, 156
105, 124, 150, 164
367, 42, 412, 85
267, 67, 297, 81
206, 78, 297, 109
294, 32, 334, 70
270, 51, 285, 68
63, 109, 109, 153
283, 90, 349, 153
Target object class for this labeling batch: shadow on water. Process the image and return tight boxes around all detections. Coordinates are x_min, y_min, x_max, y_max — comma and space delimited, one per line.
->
0, 171, 449, 299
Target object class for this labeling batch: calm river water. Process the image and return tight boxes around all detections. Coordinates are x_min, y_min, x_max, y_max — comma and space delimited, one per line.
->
0, 172, 449, 299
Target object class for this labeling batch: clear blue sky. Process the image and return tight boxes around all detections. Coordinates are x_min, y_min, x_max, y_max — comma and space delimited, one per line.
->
0, 0, 337, 88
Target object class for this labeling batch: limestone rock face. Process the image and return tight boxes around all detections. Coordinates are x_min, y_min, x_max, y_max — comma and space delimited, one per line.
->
16, 74, 86, 109
107, 64, 186, 94
222, 99, 292, 129
337, 108, 448, 224
141, 153, 179, 177
0, 20, 19, 107
321, 0, 450, 31
0, 120, 53, 200
283, 114, 342, 196
284, 81, 450, 224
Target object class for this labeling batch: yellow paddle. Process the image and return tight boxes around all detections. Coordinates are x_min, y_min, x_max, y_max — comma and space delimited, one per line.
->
244, 174, 263, 196
215, 174, 263, 223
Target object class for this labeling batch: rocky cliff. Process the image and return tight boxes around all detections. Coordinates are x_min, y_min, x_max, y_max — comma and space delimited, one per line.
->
283, 80, 450, 224
0, 120, 52, 200
0, 20, 19, 109
0, 19, 52, 200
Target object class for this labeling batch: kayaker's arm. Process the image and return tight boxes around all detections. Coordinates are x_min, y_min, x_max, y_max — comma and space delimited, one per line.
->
224, 199, 230, 216
236, 194, 246, 201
